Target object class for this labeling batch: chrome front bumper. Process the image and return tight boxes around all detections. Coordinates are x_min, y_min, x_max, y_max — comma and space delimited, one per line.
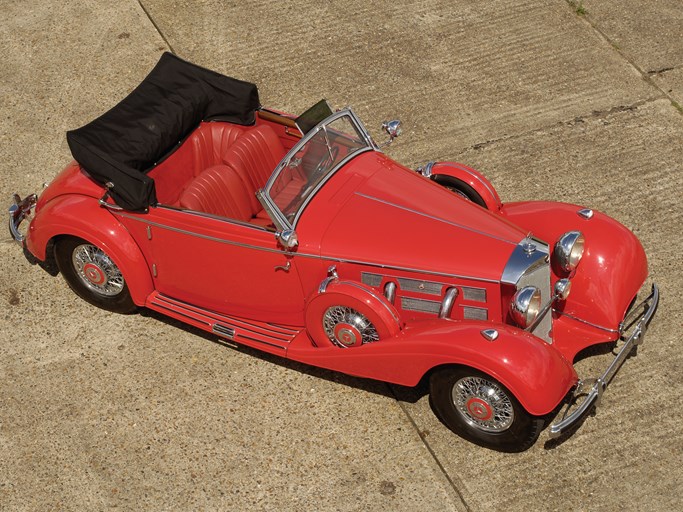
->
9, 193, 37, 245
548, 283, 659, 438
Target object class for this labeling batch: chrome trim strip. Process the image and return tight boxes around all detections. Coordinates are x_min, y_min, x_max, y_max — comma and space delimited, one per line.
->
155, 205, 272, 232
553, 310, 620, 334
117, 214, 501, 284
212, 324, 235, 339
549, 284, 659, 438
150, 301, 211, 326
237, 333, 287, 350
355, 192, 518, 245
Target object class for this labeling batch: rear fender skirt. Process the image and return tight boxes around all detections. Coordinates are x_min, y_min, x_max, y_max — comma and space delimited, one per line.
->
429, 162, 502, 212
289, 318, 577, 416
26, 194, 153, 306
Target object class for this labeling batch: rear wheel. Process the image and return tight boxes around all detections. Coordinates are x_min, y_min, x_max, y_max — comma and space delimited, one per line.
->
55, 236, 136, 313
430, 366, 543, 451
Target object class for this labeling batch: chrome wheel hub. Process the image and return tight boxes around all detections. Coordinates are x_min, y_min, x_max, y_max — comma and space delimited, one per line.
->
72, 244, 125, 297
452, 376, 514, 432
323, 306, 379, 347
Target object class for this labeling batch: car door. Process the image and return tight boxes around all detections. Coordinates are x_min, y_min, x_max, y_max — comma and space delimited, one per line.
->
120, 206, 307, 326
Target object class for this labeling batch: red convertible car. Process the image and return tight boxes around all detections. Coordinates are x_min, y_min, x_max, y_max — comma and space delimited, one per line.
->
10, 53, 658, 451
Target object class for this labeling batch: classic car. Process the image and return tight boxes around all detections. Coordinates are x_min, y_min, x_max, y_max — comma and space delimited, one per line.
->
10, 53, 658, 451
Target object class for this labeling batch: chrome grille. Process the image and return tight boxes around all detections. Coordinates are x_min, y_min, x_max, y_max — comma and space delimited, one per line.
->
397, 278, 444, 296
401, 297, 441, 314
361, 272, 383, 287
463, 307, 488, 320
513, 239, 552, 343
462, 287, 487, 303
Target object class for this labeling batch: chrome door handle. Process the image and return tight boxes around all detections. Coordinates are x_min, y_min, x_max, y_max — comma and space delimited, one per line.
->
274, 261, 291, 272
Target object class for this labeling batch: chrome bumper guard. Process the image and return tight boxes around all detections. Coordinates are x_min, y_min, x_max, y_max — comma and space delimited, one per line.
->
548, 283, 659, 438
9, 193, 37, 245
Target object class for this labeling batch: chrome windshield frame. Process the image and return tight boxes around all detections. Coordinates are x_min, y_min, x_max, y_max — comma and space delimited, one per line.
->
258, 107, 376, 231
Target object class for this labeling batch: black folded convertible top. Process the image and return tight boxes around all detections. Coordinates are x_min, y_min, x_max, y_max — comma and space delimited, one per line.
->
66, 52, 260, 210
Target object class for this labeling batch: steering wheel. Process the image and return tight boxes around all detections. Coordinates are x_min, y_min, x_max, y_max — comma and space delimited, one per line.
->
312, 146, 340, 178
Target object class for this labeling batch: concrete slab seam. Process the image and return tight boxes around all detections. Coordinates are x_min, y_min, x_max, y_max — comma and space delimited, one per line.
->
563, 0, 683, 116
388, 384, 473, 512
136, 0, 175, 54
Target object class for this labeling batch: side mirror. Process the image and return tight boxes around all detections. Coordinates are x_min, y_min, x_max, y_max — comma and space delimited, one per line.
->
380, 119, 402, 147
276, 229, 299, 251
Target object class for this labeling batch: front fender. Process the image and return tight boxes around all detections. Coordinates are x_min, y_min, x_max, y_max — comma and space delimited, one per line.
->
429, 161, 502, 211
289, 319, 577, 416
502, 201, 648, 331
26, 194, 153, 306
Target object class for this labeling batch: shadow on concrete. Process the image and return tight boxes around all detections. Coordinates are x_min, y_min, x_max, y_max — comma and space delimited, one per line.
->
139, 307, 428, 404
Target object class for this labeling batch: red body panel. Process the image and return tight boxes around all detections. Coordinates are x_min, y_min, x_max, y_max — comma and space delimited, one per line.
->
23, 117, 650, 419
26, 194, 153, 306
287, 319, 577, 416
502, 201, 648, 358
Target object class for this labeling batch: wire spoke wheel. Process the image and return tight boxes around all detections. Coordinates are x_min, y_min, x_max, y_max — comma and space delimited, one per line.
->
71, 243, 125, 297
430, 367, 543, 451
323, 306, 379, 347
452, 376, 514, 432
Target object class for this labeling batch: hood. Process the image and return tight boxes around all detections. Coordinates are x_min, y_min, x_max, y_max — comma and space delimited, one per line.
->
319, 152, 527, 282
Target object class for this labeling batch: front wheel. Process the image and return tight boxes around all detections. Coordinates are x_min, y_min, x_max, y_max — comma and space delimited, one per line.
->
55, 236, 136, 314
430, 367, 543, 452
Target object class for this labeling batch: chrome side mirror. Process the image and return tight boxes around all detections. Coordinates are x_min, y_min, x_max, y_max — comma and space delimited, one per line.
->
380, 119, 402, 147
276, 229, 299, 251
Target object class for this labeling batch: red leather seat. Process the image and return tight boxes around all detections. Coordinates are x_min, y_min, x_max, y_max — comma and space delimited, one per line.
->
190, 122, 245, 174
179, 165, 253, 221
178, 123, 288, 227
222, 124, 287, 212
179, 165, 273, 227
149, 121, 245, 205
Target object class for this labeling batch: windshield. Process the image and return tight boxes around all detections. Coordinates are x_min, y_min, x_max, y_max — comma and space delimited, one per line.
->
264, 110, 371, 224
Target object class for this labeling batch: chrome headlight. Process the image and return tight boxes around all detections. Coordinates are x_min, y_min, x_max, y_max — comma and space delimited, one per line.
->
510, 286, 542, 328
554, 231, 585, 273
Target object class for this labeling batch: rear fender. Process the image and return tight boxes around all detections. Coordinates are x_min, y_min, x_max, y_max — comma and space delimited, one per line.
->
428, 162, 502, 212
26, 194, 153, 306
289, 318, 577, 416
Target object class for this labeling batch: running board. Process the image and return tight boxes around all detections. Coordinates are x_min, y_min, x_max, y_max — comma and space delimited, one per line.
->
146, 292, 301, 353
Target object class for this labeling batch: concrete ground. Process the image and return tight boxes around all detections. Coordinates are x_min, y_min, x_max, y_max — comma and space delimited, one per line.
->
1, 0, 681, 510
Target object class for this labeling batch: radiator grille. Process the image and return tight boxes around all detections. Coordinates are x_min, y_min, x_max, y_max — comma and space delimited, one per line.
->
463, 306, 488, 320
462, 287, 487, 303
401, 297, 441, 314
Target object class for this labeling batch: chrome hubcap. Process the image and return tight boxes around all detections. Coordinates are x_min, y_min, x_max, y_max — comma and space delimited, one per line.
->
323, 306, 379, 347
452, 376, 514, 432
72, 244, 124, 297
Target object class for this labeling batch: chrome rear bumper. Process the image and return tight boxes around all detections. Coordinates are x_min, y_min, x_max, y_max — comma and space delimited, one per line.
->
9, 193, 37, 245
548, 283, 659, 438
